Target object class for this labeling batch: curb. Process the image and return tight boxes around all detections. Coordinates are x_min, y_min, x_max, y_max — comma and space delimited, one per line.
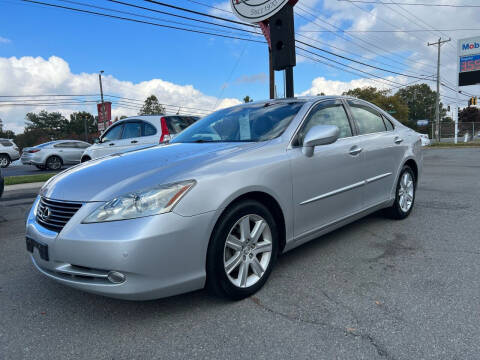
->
5, 182, 45, 191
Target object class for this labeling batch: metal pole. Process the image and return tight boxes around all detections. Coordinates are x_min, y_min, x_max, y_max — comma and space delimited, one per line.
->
285, 66, 294, 98
84, 115, 88, 142
269, 49, 275, 99
98, 71, 106, 132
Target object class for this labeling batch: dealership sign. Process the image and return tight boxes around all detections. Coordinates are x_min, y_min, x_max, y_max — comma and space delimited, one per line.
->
459, 36, 480, 86
231, 0, 290, 23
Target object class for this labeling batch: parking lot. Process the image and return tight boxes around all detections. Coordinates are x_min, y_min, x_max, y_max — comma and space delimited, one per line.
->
0, 148, 479, 360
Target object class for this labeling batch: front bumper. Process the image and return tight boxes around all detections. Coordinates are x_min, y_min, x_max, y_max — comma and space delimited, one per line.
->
26, 197, 215, 300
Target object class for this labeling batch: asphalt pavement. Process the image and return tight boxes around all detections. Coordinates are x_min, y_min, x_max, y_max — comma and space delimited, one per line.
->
2, 164, 72, 177
0, 148, 479, 359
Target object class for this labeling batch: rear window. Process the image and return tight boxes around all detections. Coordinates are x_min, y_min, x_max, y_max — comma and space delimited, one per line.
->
165, 116, 198, 134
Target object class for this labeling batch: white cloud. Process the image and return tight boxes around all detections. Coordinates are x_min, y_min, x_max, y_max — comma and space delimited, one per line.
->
0, 56, 242, 133
0, 36, 11, 44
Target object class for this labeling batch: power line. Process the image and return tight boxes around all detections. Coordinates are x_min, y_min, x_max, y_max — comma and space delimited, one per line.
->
298, 28, 480, 33
183, 0, 232, 14
337, 0, 480, 8
19, 0, 265, 43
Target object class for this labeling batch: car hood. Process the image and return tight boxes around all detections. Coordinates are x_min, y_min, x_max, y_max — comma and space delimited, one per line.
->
40, 142, 262, 202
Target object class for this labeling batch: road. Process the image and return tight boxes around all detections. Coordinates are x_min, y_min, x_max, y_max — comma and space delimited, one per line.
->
0, 148, 479, 360
3, 164, 72, 177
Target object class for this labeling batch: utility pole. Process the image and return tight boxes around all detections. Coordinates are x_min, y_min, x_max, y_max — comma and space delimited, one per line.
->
269, 49, 275, 99
98, 70, 106, 133
428, 38, 451, 142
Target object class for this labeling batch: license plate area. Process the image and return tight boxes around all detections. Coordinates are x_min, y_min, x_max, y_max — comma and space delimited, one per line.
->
26, 237, 49, 261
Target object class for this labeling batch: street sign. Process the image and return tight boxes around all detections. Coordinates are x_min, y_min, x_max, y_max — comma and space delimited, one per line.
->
417, 120, 429, 126
231, 0, 290, 23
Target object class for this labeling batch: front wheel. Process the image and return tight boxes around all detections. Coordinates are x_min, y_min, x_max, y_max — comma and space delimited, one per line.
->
385, 166, 416, 220
206, 200, 278, 300
0, 154, 10, 168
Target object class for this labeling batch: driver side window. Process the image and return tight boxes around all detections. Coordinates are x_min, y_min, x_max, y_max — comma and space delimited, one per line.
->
296, 101, 352, 145
102, 124, 123, 142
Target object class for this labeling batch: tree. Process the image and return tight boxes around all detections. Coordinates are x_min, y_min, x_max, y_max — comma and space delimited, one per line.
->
243, 95, 253, 103
25, 110, 68, 139
66, 112, 97, 141
139, 95, 166, 115
396, 84, 447, 125
459, 106, 480, 123
343, 86, 409, 124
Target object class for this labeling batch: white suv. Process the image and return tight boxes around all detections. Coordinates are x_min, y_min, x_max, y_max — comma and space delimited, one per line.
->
0, 138, 20, 168
81, 115, 199, 162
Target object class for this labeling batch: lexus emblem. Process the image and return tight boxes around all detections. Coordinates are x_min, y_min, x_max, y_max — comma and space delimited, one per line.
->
39, 206, 51, 221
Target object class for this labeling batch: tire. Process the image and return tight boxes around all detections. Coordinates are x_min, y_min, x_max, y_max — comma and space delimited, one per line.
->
81, 156, 91, 163
35, 165, 45, 170
385, 165, 416, 220
45, 156, 62, 171
0, 154, 11, 168
206, 199, 279, 300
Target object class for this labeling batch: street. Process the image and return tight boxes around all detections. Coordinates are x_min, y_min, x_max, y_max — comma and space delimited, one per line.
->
0, 148, 479, 360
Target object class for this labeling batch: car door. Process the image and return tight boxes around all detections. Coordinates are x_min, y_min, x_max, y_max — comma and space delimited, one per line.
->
72, 142, 91, 163
54, 142, 78, 164
346, 100, 404, 207
93, 122, 124, 158
290, 99, 367, 239
114, 121, 143, 153
137, 120, 159, 146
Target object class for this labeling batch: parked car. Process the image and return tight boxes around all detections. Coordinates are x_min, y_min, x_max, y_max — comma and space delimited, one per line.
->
21, 140, 91, 170
26, 96, 422, 301
81, 115, 199, 162
418, 133, 431, 146
0, 138, 20, 168
0, 167, 3, 198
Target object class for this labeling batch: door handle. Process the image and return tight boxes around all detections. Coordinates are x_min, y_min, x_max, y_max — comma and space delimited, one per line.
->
109, 143, 115, 146
349, 146, 363, 156
394, 137, 404, 144
131, 140, 138, 144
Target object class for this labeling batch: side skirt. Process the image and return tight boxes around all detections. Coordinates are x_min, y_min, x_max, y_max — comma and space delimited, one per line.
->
283, 199, 394, 253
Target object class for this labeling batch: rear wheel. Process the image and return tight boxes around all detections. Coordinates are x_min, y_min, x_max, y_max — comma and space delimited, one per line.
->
385, 166, 416, 220
206, 200, 278, 300
46, 156, 62, 171
0, 154, 10, 168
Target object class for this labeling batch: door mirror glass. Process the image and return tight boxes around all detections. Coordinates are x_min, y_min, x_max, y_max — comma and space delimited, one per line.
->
94, 138, 100, 144
302, 125, 339, 157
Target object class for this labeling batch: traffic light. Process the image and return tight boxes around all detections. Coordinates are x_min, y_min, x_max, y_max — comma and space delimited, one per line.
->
468, 97, 477, 106
269, 3, 296, 71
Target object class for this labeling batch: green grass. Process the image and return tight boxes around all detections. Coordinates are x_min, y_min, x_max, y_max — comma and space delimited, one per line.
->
429, 141, 480, 148
5, 173, 56, 186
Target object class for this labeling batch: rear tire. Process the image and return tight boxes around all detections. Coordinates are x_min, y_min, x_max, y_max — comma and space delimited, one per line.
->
0, 154, 11, 168
46, 156, 62, 171
385, 165, 416, 220
206, 200, 278, 300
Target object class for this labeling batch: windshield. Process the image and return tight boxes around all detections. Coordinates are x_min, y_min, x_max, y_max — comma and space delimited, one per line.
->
171, 102, 304, 143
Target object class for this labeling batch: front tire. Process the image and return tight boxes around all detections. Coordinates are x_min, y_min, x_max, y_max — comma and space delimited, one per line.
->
45, 156, 62, 171
0, 154, 11, 168
385, 165, 416, 220
81, 155, 91, 163
206, 200, 278, 300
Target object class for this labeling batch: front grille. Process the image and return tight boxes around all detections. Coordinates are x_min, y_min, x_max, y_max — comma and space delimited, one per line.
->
36, 197, 83, 232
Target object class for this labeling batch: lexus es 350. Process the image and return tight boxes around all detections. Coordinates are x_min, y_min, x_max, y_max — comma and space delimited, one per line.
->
26, 96, 422, 300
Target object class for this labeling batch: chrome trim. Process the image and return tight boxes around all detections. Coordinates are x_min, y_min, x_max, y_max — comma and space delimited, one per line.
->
365, 172, 392, 184
55, 264, 109, 279
300, 180, 366, 205
299, 172, 392, 205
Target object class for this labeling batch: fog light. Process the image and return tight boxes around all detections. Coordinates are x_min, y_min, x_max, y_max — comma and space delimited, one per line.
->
107, 271, 126, 284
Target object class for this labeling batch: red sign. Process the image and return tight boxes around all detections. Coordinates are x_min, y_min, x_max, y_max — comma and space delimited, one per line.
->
97, 102, 112, 124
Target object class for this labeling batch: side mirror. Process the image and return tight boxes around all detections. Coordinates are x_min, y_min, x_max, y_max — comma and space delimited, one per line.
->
94, 138, 100, 144
302, 125, 340, 157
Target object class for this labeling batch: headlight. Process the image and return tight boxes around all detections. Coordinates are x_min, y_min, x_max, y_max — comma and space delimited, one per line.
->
83, 180, 195, 223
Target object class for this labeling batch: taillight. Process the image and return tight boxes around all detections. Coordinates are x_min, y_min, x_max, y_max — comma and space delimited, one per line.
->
28, 149, 41, 153
160, 117, 171, 143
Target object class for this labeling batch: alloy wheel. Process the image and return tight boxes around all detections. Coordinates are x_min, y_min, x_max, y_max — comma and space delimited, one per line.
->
223, 214, 273, 288
0, 157, 8, 167
47, 157, 62, 170
398, 172, 414, 212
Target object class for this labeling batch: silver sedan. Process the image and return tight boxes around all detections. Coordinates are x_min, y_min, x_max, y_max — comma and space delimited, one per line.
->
26, 96, 422, 300
21, 140, 91, 170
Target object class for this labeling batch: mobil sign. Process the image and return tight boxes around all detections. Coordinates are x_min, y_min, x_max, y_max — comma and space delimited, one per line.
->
459, 36, 480, 56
